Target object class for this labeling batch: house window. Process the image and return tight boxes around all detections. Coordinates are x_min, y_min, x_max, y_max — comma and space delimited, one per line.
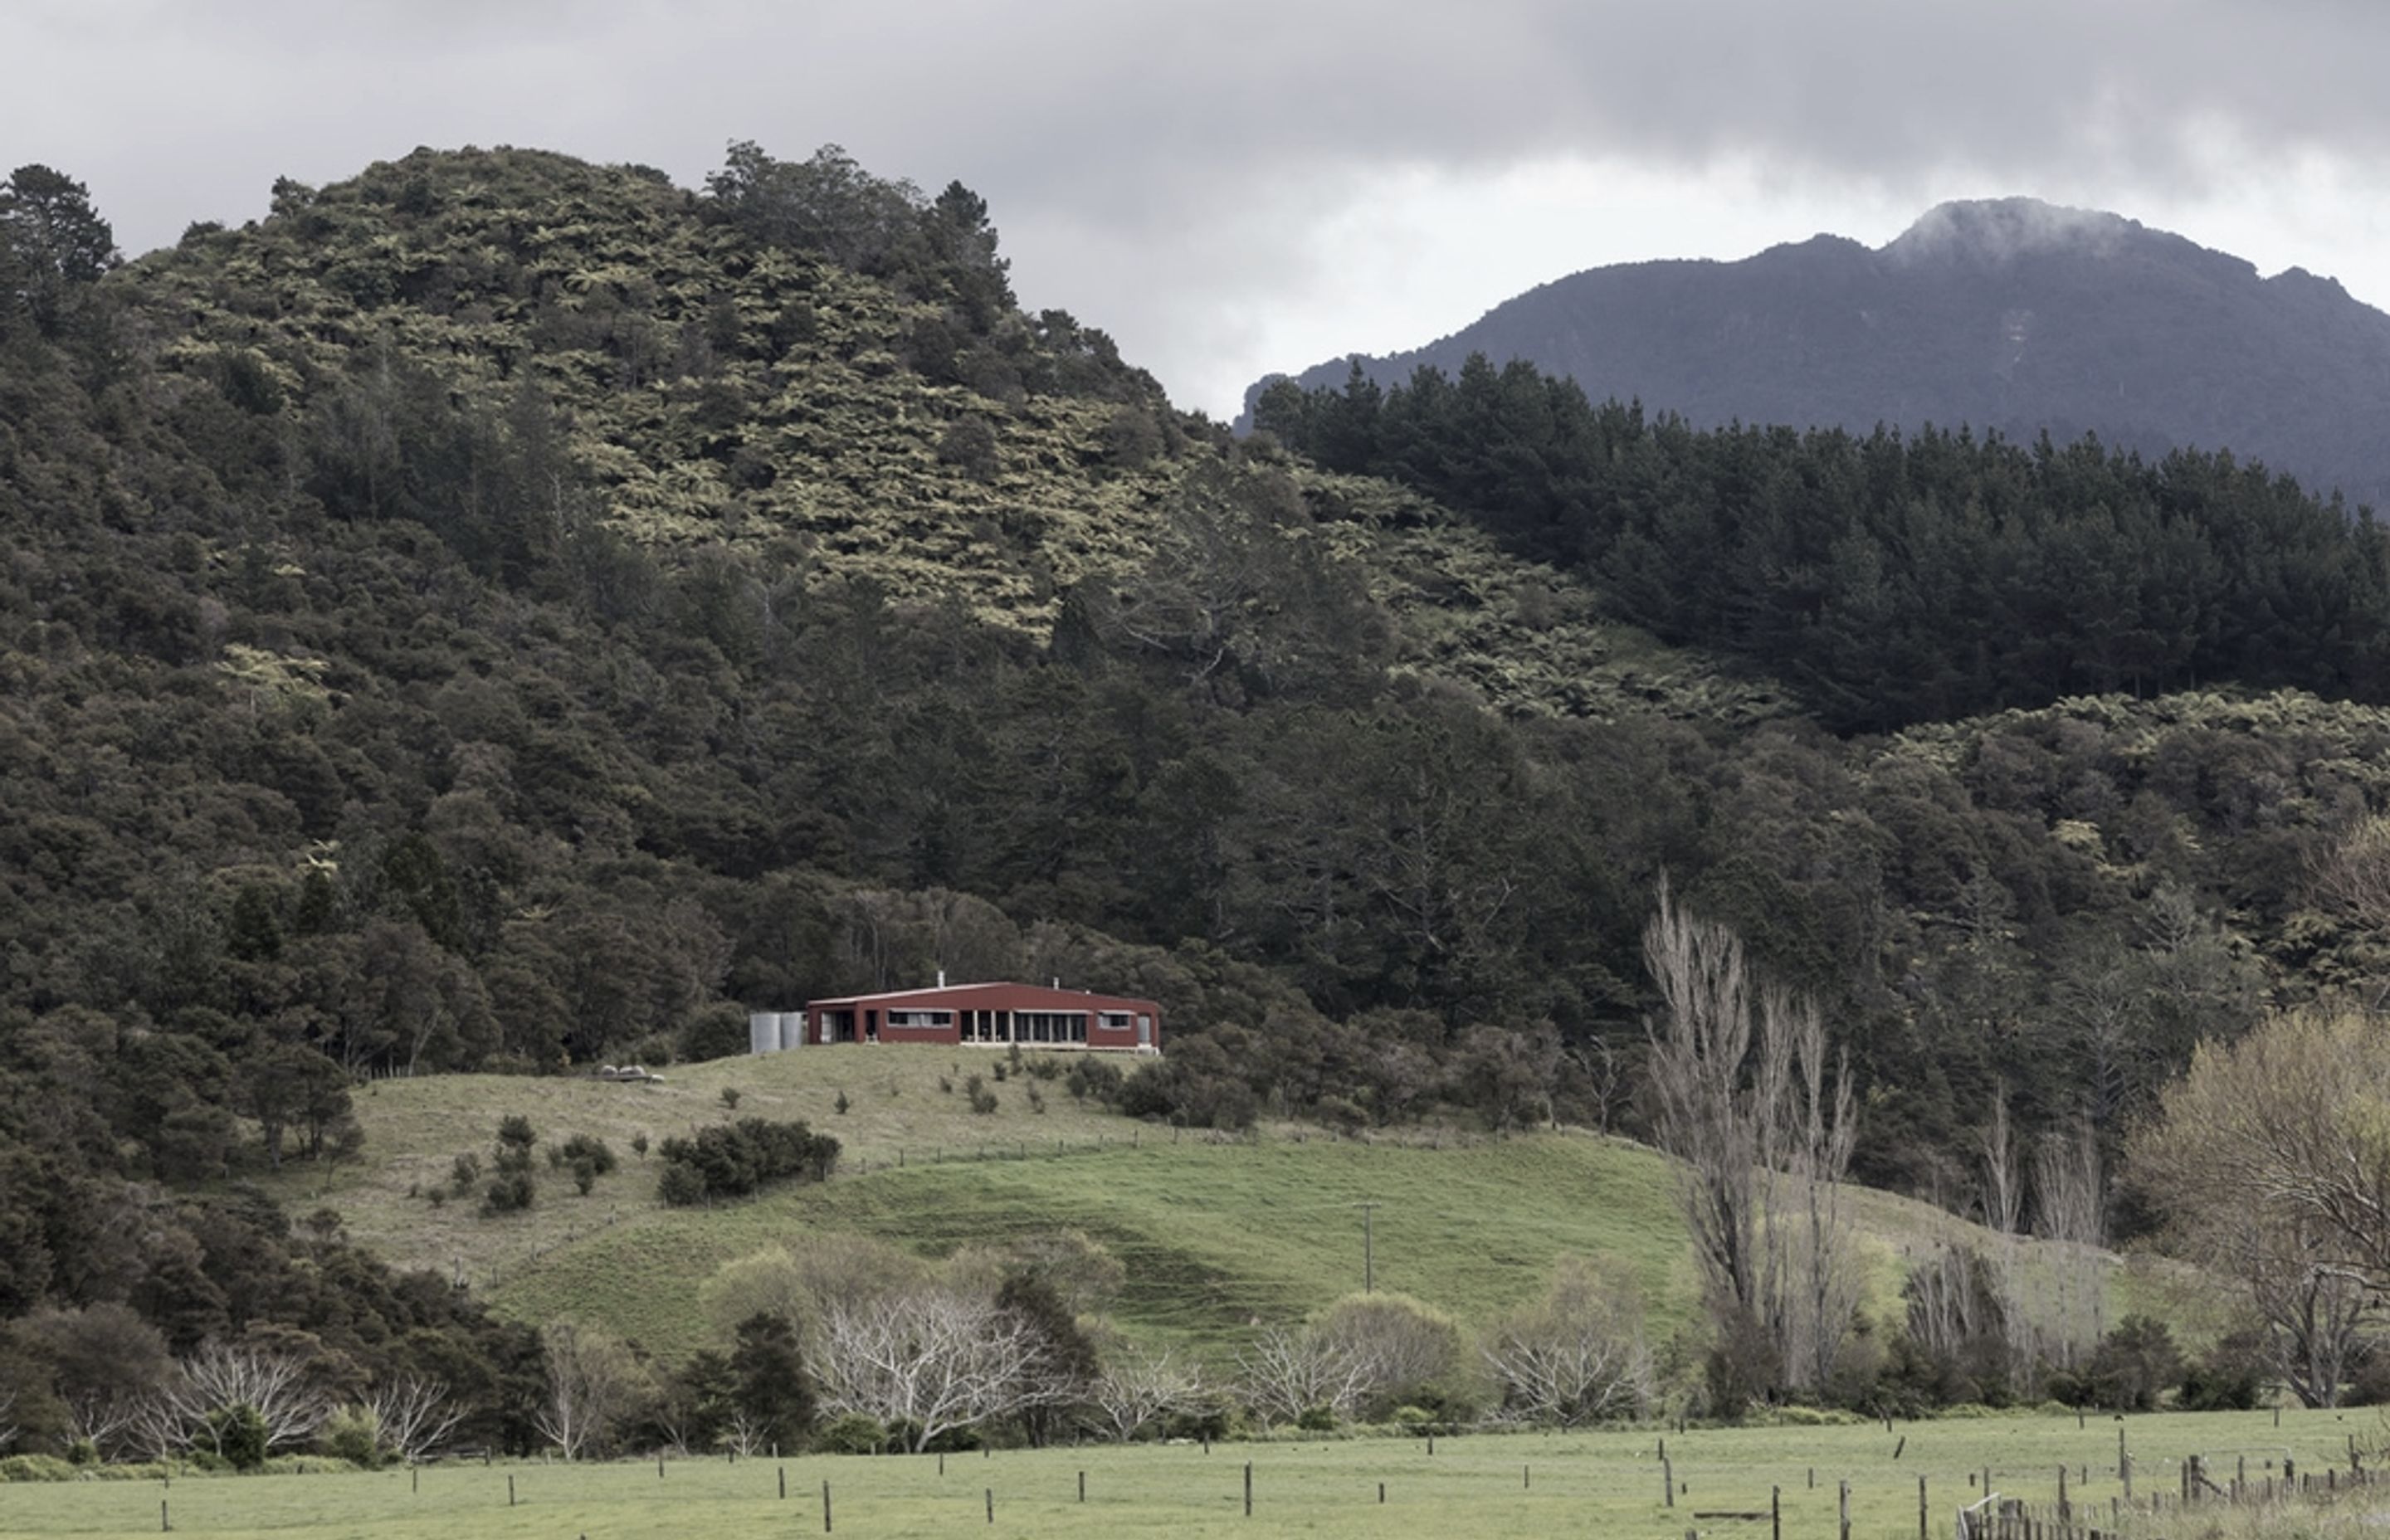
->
885, 1009, 954, 1029
1099, 1011, 1134, 1032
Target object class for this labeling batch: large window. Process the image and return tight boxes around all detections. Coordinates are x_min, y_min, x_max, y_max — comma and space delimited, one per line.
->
886, 1009, 953, 1029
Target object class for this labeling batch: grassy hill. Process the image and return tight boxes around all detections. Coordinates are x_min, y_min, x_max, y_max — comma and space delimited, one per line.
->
273, 1046, 2207, 1364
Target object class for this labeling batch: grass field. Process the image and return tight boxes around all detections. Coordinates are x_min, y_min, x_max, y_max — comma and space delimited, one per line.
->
261, 1046, 2217, 1362
3, 1410, 2381, 1539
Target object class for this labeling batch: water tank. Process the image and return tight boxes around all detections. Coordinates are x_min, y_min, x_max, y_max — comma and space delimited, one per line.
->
749, 1011, 780, 1055
779, 1012, 806, 1050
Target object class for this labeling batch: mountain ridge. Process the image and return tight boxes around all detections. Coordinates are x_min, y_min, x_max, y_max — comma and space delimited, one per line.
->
1247, 197, 2390, 508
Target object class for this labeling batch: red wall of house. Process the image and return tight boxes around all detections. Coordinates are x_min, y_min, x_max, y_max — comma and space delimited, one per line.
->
801, 982, 1160, 1050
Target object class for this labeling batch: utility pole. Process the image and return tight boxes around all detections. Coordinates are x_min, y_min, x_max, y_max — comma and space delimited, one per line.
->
1355, 1201, 1379, 1293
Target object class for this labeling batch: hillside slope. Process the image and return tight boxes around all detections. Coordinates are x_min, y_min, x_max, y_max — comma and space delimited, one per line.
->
271, 1046, 2202, 1364
1251, 197, 2390, 509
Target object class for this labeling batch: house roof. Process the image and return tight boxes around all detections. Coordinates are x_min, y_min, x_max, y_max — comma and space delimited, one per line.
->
801, 981, 1161, 1012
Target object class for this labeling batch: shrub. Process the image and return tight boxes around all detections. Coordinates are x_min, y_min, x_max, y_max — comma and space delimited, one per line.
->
1065, 1058, 1122, 1103
815, 1413, 886, 1455
495, 1115, 536, 1156
1025, 1085, 1045, 1114
720, 1088, 742, 1111
657, 1160, 708, 1207
206, 1402, 270, 1470
548, 1133, 613, 1171
450, 1152, 482, 1190
833, 1090, 850, 1115
481, 1168, 535, 1215
0, 1454, 79, 1482
319, 1405, 382, 1468
657, 1118, 841, 1205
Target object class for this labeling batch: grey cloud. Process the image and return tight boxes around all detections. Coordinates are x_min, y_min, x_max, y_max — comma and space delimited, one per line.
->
8, 0, 2384, 410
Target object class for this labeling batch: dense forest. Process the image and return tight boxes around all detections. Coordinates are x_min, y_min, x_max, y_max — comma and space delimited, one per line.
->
1254, 359, 2390, 733
3, 144, 2389, 1446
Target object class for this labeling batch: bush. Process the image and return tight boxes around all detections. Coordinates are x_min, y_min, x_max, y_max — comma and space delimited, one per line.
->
2079, 1316, 2184, 1412
656, 1160, 708, 1206
1065, 1057, 1123, 1103
450, 1151, 481, 1190
495, 1115, 536, 1156
481, 1168, 535, 1215
205, 1402, 270, 1470
319, 1405, 383, 1468
656, 1118, 841, 1205
2178, 1328, 2267, 1412
815, 1413, 887, 1455
0, 1454, 79, 1482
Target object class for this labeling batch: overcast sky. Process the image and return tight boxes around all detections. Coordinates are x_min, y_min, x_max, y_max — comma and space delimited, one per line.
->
12, 0, 2390, 417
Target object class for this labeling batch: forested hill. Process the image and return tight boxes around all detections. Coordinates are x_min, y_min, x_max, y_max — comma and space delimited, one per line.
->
4, 144, 2390, 1395
1246, 197, 2390, 510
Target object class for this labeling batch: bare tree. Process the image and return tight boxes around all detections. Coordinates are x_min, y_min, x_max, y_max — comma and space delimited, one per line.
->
64, 1394, 143, 1460
1480, 1257, 1652, 1425
173, 1343, 330, 1457
1233, 1323, 1373, 1428
1641, 882, 1861, 1401
815, 1289, 1061, 1453
0, 1383, 17, 1453
534, 1322, 642, 1460
363, 1377, 465, 1463
2034, 1120, 2109, 1367
1780, 990, 1864, 1395
1085, 1344, 1201, 1442
2238, 1211, 2370, 1408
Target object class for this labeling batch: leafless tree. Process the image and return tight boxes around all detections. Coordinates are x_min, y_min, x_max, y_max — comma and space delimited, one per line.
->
173, 1343, 330, 1457
2033, 1120, 2109, 1367
534, 1322, 643, 1460
63, 1393, 144, 1460
1085, 1344, 1201, 1442
1641, 882, 1861, 1400
363, 1377, 465, 1463
1233, 1323, 1373, 1428
2236, 1211, 2371, 1408
815, 1289, 1061, 1453
0, 1383, 17, 1453
1480, 1257, 1652, 1425
720, 1407, 769, 1459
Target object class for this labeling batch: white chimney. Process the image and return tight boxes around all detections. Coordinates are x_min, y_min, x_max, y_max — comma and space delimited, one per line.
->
937, 967, 947, 988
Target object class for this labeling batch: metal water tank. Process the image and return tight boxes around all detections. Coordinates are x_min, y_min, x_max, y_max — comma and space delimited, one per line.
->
749, 1011, 780, 1055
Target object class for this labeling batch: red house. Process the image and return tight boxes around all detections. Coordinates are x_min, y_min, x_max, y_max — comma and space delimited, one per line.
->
789, 982, 1161, 1052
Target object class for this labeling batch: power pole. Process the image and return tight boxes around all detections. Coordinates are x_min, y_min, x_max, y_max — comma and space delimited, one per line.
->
1356, 1201, 1379, 1293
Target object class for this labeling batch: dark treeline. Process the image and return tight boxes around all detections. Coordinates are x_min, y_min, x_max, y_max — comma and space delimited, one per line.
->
1253, 358, 2390, 733
3, 146, 2388, 1448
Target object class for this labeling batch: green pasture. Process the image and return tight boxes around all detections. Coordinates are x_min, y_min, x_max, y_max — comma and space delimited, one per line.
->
5, 1411, 2382, 1540
281, 1048, 2208, 1362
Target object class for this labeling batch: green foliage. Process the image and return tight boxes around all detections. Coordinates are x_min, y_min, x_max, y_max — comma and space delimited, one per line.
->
813, 1411, 887, 1455
317, 1405, 382, 1468
656, 1118, 840, 1205
1266, 355, 2390, 733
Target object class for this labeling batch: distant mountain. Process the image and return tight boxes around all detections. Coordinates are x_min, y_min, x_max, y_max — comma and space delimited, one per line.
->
1247, 198, 2390, 509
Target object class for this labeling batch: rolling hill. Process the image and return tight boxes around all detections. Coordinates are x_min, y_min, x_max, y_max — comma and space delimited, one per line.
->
270, 1046, 2208, 1364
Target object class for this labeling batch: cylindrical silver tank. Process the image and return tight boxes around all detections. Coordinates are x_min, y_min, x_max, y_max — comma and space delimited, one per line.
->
749, 1011, 780, 1055
779, 1012, 805, 1050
